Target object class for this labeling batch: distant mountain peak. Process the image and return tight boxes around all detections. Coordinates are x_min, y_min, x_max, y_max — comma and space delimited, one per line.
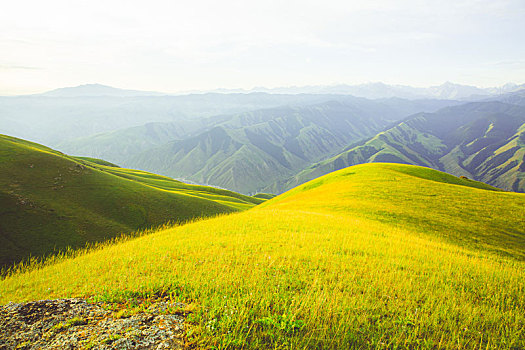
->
76, 83, 112, 89
40, 84, 166, 97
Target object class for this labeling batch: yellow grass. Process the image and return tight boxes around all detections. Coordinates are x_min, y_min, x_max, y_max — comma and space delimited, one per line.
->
1, 164, 524, 348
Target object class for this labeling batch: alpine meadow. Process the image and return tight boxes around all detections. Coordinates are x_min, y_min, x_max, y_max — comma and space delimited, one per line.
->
1, 1, 525, 349
1, 164, 524, 348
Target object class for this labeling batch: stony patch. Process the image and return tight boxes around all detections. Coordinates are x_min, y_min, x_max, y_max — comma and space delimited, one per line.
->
0, 298, 185, 349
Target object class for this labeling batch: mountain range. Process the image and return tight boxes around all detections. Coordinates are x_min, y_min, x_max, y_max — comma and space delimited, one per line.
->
23, 81, 525, 100
0, 92, 345, 146
196, 81, 525, 100
278, 101, 525, 193
39, 83, 167, 97
58, 91, 525, 194
1, 83, 524, 195
60, 97, 460, 193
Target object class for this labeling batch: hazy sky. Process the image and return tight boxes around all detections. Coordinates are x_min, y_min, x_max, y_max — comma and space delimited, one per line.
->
1, 0, 524, 94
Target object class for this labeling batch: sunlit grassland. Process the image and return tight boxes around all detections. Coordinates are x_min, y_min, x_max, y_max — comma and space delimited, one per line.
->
1, 164, 524, 348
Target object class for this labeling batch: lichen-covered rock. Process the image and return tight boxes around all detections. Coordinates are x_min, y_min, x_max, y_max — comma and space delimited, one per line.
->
0, 298, 185, 349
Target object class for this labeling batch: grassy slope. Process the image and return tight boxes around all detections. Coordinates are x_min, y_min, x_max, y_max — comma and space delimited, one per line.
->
1, 163, 524, 348
252, 193, 276, 200
0, 134, 262, 267
73, 156, 120, 167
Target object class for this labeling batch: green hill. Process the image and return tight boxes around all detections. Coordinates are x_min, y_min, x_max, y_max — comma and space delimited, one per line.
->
279, 102, 525, 193
269, 163, 524, 259
0, 134, 262, 268
1, 163, 524, 348
252, 193, 276, 200
73, 156, 120, 167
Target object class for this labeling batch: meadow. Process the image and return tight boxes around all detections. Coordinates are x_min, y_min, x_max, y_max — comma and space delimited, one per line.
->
1, 164, 524, 349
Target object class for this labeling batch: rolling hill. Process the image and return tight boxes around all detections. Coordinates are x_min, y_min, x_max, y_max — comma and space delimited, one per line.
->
278, 101, 525, 193
251, 193, 276, 200
1, 163, 524, 348
0, 134, 262, 268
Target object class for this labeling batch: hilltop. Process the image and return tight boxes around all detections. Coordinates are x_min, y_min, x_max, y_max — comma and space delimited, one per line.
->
39, 84, 166, 97
1, 163, 524, 348
0, 134, 261, 268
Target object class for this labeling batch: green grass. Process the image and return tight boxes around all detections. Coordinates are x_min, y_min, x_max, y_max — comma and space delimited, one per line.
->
73, 156, 120, 167
0, 134, 263, 268
51, 317, 88, 332
252, 193, 276, 200
1, 163, 524, 348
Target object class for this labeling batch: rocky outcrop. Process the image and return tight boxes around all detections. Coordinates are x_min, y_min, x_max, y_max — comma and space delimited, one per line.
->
0, 298, 185, 349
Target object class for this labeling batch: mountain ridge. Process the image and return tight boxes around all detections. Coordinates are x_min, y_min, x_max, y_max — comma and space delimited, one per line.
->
276, 101, 525, 193
124, 98, 459, 193
193, 81, 525, 100
19, 81, 525, 100
39, 84, 167, 97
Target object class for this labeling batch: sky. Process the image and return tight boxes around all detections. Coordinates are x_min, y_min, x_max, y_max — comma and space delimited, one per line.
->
1, 0, 525, 95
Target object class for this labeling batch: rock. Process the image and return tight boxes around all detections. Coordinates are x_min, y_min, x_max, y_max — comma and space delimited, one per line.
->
0, 298, 185, 349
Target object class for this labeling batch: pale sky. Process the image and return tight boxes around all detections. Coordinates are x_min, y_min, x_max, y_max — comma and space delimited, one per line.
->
1, 0, 525, 95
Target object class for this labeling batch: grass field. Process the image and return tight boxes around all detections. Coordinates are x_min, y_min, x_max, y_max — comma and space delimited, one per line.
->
1, 163, 524, 348
0, 134, 262, 267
